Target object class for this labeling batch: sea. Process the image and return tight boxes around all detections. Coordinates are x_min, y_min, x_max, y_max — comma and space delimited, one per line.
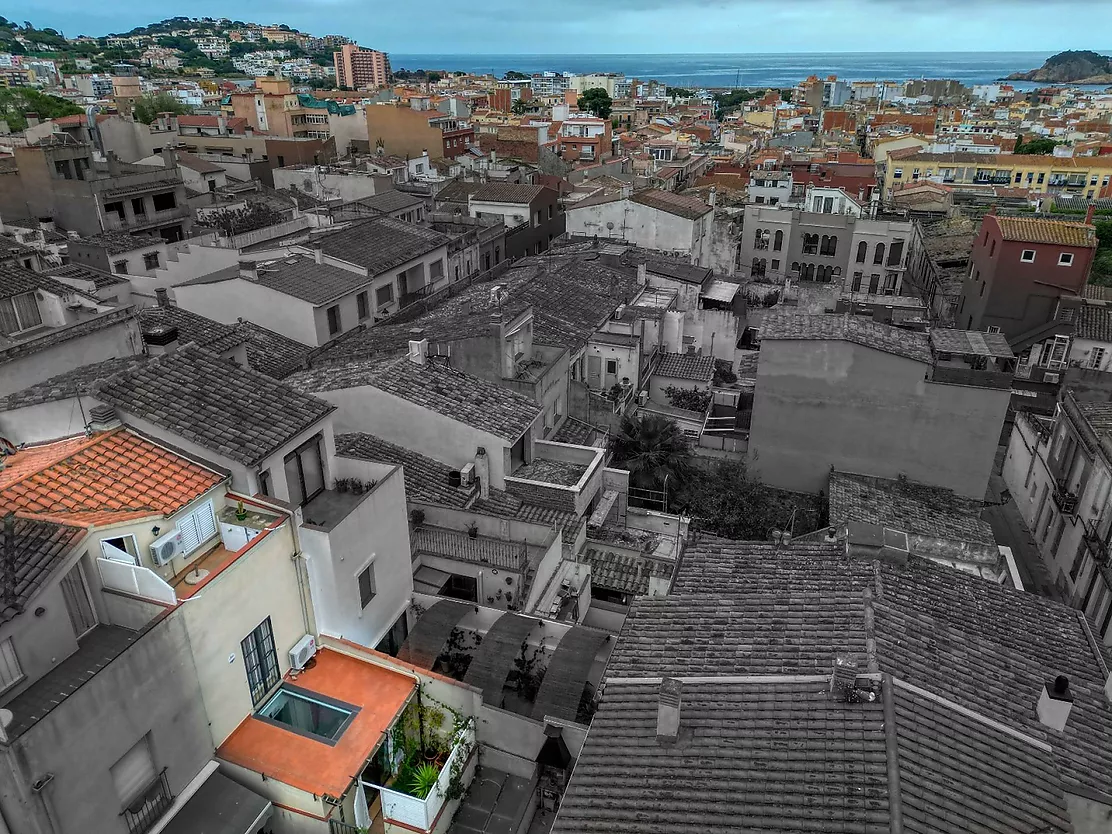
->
387, 51, 1112, 90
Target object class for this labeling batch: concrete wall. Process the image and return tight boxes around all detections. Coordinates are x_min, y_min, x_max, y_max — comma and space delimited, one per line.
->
180, 520, 309, 748
565, 200, 711, 265
0, 312, 144, 397
0, 614, 212, 834
174, 276, 319, 346
748, 338, 1008, 499
315, 384, 512, 488
1066, 790, 1112, 834
302, 465, 415, 650
272, 166, 388, 203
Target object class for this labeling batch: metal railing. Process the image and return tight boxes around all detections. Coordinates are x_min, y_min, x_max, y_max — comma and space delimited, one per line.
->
122, 770, 173, 834
1052, 479, 1080, 516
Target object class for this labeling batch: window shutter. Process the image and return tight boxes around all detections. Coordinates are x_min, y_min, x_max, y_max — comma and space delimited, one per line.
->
178, 511, 201, 554
111, 737, 156, 806
0, 639, 24, 691
178, 501, 216, 555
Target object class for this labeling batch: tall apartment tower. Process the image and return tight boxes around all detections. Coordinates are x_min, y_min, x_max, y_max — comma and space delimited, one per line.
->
334, 44, 391, 89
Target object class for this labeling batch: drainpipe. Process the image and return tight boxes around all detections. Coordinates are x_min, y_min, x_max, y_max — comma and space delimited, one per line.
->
31, 775, 58, 834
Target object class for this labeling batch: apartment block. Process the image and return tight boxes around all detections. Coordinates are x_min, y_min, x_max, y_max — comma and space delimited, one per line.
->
334, 44, 391, 90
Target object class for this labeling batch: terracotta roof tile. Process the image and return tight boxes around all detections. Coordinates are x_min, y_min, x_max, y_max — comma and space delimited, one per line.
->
761, 312, 933, 364
654, 352, 714, 382
994, 216, 1097, 248
0, 428, 223, 525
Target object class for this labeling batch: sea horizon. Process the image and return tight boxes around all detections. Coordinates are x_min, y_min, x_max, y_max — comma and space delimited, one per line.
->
389, 50, 1112, 89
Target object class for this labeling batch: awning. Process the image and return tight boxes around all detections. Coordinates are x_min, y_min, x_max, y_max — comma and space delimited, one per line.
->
530, 626, 609, 723
159, 769, 270, 834
701, 279, 741, 303
397, 598, 472, 668
463, 612, 538, 703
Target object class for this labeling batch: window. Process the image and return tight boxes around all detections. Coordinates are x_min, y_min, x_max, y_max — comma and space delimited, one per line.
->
0, 292, 42, 336
358, 563, 376, 609
258, 469, 272, 496
893, 168, 902, 179
177, 500, 217, 555
1021, 250, 1036, 263
357, 291, 369, 320
284, 434, 325, 507
773, 230, 783, 251
771, 259, 780, 272
852, 272, 863, 292
856, 241, 867, 263
802, 234, 818, 255
986, 325, 1001, 334
606, 359, 618, 374
257, 686, 356, 743
111, 736, 157, 809
61, 563, 97, 638
868, 274, 880, 294
1038, 173, 1045, 184
0, 638, 24, 693
429, 259, 444, 281
327, 305, 341, 335
1090, 347, 1107, 369
1059, 253, 1074, 266
989, 240, 996, 257
873, 243, 885, 265
208, 179, 217, 192
131, 197, 146, 217
979, 281, 985, 297
376, 284, 394, 308
820, 235, 837, 256
152, 192, 176, 212
143, 252, 160, 270
548, 204, 553, 219
242, 617, 280, 706
105, 200, 125, 219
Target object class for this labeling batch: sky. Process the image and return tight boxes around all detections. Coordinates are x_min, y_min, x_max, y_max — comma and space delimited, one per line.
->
14, 0, 1112, 54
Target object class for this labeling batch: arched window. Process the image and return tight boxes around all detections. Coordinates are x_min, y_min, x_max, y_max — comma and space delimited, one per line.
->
773, 230, 784, 251
821, 235, 838, 256
802, 263, 816, 281
752, 257, 766, 278
754, 227, 763, 247
856, 241, 867, 263
832, 266, 843, 285
803, 234, 818, 255
791, 262, 800, 277
874, 243, 885, 265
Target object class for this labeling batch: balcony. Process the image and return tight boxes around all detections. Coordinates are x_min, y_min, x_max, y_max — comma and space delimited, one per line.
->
1084, 528, 1110, 565
412, 526, 528, 571
103, 204, 190, 232
123, 770, 173, 834
1053, 479, 1080, 516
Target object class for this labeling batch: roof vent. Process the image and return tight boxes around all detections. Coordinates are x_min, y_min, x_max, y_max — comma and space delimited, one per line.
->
1037, 675, 1074, 732
87, 404, 121, 433
656, 677, 682, 743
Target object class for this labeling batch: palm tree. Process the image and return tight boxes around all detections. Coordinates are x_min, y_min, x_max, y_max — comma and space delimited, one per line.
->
610, 414, 693, 494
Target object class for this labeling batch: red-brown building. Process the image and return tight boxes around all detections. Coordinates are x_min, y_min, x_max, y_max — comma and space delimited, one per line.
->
958, 210, 1098, 340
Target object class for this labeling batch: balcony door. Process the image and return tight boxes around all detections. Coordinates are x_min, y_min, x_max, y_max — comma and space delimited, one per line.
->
61, 563, 98, 639
284, 434, 325, 507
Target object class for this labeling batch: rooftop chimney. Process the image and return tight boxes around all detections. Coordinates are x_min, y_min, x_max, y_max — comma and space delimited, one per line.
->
154, 287, 170, 308
656, 678, 682, 743
87, 404, 122, 433
238, 260, 258, 280
160, 144, 177, 169
142, 323, 179, 355
313, 244, 323, 265
460, 298, 472, 316
105, 150, 120, 177
474, 446, 490, 500
408, 338, 429, 365
708, 185, 717, 210
1086, 205, 1096, 225
1037, 675, 1074, 732
637, 263, 647, 286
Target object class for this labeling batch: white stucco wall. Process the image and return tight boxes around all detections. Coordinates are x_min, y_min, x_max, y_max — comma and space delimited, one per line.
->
175, 277, 320, 346
566, 200, 710, 264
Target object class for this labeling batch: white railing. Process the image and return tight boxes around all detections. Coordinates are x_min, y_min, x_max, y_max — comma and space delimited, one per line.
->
97, 558, 177, 605
367, 723, 474, 833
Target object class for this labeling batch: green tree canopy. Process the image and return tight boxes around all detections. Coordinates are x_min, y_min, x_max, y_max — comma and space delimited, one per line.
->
577, 87, 612, 119
132, 92, 193, 124
0, 87, 82, 132
503, 70, 528, 80
511, 98, 529, 115
1014, 137, 1062, 155
610, 414, 693, 492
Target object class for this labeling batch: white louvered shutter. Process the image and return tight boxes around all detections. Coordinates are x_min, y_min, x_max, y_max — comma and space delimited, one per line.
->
179, 500, 217, 555
111, 737, 155, 805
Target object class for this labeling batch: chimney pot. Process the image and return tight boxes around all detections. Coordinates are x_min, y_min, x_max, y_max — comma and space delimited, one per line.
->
1086, 204, 1096, 225
87, 404, 122, 432
1037, 675, 1074, 732
238, 260, 257, 279
656, 678, 682, 742
313, 244, 323, 265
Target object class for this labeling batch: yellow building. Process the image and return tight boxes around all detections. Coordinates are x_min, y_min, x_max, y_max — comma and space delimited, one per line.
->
883, 152, 1112, 198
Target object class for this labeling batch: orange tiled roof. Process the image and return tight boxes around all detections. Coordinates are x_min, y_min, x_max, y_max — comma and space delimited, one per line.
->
217, 647, 416, 796
0, 428, 224, 525
994, 216, 1097, 248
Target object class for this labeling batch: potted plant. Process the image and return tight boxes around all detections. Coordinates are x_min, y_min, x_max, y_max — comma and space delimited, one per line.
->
410, 508, 426, 529
467, 521, 479, 538
351, 479, 365, 495
234, 499, 248, 522
408, 763, 441, 799
335, 478, 351, 493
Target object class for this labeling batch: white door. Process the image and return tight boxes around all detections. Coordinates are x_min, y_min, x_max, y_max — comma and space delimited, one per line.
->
100, 535, 138, 565
60, 563, 98, 638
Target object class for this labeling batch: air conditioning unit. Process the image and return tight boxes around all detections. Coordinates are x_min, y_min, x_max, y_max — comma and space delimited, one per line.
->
1045, 372, 1060, 384
149, 529, 183, 566
459, 462, 476, 485
638, 390, 649, 406
289, 634, 317, 670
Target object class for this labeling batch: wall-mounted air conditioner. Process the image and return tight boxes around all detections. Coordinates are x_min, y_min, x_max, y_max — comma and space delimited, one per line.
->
460, 462, 476, 486
150, 529, 184, 566
1045, 372, 1060, 384
289, 634, 317, 670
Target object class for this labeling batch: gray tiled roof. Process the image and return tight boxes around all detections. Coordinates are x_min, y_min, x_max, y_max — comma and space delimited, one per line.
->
346, 191, 425, 215
629, 188, 712, 220
182, 255, 370, 306
316, 216, 449, 277
761, 312, 933, 364
0, 356, 150, 411
0, 263, 85, 301
0, 307, 137, 364
139, 305, 239, 351
287, 356, 540, 441
828, 470, 996, 545
81, 231, 162, 255
654, 352, 714, 382
583, 547, 672, 595
469, 183, 546, 204
336, 432, 474, 508
0, 516, 87, 624
1077, 302, 1112, 343
92, 343, 333, 466
604, 539, 1112, 803
644, 259, 712, 286
928, 328, 1014, 359
47, 262, 129, 290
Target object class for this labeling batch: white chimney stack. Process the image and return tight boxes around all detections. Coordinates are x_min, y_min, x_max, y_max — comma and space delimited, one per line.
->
1037, 675, 1074, 732
656, 678, 682, 743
